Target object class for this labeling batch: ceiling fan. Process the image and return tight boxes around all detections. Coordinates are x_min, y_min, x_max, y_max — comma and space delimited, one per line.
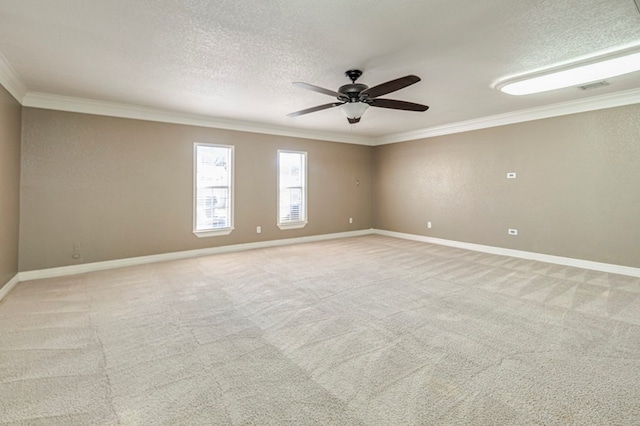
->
287, 69, 429, 124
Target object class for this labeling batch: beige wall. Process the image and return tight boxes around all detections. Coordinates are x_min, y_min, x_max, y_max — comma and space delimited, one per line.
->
374, 104, 640, 268
0, 86, 22, 288
19, 108, 373, 271
14, 102, 640, 271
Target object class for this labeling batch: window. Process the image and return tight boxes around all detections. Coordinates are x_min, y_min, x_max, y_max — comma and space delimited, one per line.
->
194, 143, 233, 237
278, 150, 307, 229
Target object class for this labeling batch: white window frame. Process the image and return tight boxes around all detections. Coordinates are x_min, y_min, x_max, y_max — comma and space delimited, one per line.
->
193, 143, 234, 237
277, 150, 308, 230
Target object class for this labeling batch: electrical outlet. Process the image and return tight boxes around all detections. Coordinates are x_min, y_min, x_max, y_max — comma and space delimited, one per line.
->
349, 217, 353, 224
427, 221, 432, 229
507, 172, 517, 179
508, 229, 518, 236
256, 226, 261, 234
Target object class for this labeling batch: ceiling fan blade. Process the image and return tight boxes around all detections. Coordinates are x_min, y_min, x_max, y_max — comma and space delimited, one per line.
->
292, 82, 345, 99
368, 98, 429, 112
287, 102, 342, 117
347, 117, 361, 124
360, 75, 421, 99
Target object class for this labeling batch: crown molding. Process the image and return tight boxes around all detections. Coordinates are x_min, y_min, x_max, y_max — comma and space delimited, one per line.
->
22, 92, 373, 146
0, 52, 27, 103
373, 87, 640, 145
11, 85, 640, 147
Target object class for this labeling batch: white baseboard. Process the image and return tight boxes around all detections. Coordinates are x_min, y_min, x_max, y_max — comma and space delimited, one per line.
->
374, 229, 640, 278
0, 273, 20, 302
13, 228, 640, 287
18, 229, 375, 281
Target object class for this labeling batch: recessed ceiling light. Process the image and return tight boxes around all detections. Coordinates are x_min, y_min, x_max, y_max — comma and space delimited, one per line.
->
496, 50, 640, 96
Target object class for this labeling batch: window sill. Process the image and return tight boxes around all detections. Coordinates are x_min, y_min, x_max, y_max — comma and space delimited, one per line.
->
193, 227, 234, 238
277, 221, 307, 230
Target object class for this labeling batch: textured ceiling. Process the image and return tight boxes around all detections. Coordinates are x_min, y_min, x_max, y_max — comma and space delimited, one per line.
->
1, 0, 640, 140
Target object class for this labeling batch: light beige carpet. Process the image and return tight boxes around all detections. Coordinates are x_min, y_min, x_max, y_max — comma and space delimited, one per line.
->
1, 235, 639, 425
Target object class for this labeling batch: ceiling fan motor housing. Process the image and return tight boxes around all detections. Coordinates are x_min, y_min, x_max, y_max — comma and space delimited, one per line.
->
338, 83, 368, 101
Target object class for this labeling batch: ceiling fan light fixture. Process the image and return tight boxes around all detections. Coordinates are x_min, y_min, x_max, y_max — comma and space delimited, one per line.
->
497, 50, 640, 95
340, 102, 369, 119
